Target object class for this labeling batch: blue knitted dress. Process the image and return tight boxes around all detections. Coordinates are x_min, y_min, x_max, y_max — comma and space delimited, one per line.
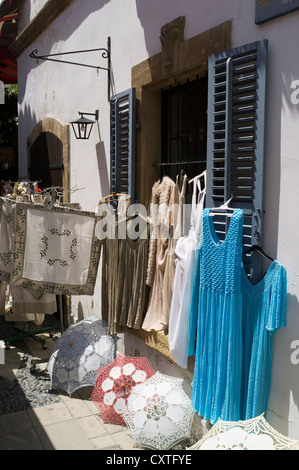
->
188, 208, 244, 424
240, 260, 287, 420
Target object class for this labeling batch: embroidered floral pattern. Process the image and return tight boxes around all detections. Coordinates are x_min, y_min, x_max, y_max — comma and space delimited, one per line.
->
70, 238, 78, 261
40, 228, 78, 265
0, 251, 13, 266
49, 228, 72, 236
40, 235, 49, 259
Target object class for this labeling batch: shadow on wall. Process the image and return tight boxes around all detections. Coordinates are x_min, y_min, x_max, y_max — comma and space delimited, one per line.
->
18, 0, 113, 142
134, 0, 194, 57
17, 100, 37, 177
260, 41, 282, 259
96, 141, 110, 197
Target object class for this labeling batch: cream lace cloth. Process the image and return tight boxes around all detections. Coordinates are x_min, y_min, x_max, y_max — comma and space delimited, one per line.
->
188, 414, 299, 450
10, 203, 101, 298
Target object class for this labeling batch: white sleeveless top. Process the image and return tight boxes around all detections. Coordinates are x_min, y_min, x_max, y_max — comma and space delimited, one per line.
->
168, 175, 206, 368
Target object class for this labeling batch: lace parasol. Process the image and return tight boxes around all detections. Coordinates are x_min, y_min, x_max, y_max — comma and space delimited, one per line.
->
90, 354, 155, 426
123, 371, 194, 450
47, 316, 116, 396
188, 414, 299, 450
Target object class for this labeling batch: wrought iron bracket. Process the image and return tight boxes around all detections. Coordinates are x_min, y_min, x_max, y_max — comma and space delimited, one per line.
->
29, 37, 111, 101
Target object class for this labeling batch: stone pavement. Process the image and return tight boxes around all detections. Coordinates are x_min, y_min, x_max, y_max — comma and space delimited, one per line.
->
0, 388, 139, 450
0, 330, 141, 451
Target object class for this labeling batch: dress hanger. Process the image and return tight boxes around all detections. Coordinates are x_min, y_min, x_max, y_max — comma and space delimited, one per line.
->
125, 210, 149, 224
189, 170, 206, 185
104, 192, 129, 200
243, 244, 274, 262
208, 196, 236, 217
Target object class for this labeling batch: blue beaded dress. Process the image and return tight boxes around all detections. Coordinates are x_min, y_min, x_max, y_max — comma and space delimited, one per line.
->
188, 208, 244, 424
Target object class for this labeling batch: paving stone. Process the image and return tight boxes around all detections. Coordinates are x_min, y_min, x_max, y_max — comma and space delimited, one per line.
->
35, 419, 96, 450
0, 429, 44, 450
103, 421, 127, 434
77, 414, 107, 439
0, 414, 12, 437
43, 401, 73, 423
111, 429, 139, 450
84, 398, 100, 415
64, 396, 93, 418
91, 432, 116, 450
27, 405, 55, 428
4, 410, 33, 433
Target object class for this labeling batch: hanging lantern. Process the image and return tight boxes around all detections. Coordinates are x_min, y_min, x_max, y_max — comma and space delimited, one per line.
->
70, 110, 99, 140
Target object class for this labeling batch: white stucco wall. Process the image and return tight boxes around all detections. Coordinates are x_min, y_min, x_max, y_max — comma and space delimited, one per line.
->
18, 0, 49, 30
17, 0, 299, 440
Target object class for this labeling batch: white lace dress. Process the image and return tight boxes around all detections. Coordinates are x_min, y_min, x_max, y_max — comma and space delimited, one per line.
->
168, 176, 206, 367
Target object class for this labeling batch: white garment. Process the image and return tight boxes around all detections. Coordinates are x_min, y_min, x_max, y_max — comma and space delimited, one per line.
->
10, 287, 57, 316
0, 283, 57, 325
161, 174, 187, 326
168, 176, 206, 368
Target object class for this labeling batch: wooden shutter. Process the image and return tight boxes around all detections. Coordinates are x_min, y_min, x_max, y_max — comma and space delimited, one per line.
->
206, 40, 268, 281
110, 88, 136, 202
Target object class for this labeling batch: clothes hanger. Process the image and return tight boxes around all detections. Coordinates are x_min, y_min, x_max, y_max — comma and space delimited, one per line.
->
188, 170, 206, 185
177, 169, 187, 193
243, 244, 274, 262
104, 192, 129, 200
125, 209, 149, 224
208, 196, 236, 217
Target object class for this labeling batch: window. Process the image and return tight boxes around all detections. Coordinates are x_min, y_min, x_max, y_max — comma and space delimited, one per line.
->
161, 76, 208, 183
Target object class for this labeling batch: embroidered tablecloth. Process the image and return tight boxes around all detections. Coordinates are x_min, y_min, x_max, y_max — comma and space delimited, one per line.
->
10, 203, 101, 298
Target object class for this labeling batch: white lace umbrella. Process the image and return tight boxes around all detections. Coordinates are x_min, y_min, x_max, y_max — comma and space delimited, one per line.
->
123, 371, 194, 450
47, 316, 116, 396
188, 414, 299, 451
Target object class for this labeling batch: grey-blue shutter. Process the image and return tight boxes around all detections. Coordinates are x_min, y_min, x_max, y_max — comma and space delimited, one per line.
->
110, 88, 136, 202
206, 39, 268, 281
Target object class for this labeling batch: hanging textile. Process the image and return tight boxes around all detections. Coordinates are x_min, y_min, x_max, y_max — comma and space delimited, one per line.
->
98, 194, 129, 335
241, 260, 287, 420
10, 202, 101, 298
142, 175, 187, 332
119, 219, 150, 330
0, 283, 57, 326
188, 208, 244, 424
168, 175, 206, 368
8, 286, 57, 316
97, 195, 149, 335
142, 176, 175, 332
0, 198, 15, 283
161, 173, 187, 326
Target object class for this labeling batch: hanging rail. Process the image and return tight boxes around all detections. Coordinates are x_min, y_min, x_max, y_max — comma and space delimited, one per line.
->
152, 160, 206, 167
